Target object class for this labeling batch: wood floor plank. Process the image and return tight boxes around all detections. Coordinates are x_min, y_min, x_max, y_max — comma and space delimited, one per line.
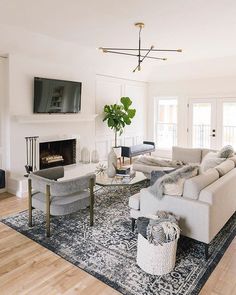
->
0, 192, 235, 294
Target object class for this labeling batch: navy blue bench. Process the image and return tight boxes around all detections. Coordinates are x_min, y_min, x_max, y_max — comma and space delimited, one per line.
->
121, 141, 155, 164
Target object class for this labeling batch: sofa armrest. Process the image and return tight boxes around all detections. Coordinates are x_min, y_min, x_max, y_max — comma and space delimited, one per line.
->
183, 168, 219, 200
139, 187, 211, 243
198, 169, 236, 242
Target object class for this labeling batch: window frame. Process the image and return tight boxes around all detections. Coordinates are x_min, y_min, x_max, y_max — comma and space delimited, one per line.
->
154, 96, 178, 151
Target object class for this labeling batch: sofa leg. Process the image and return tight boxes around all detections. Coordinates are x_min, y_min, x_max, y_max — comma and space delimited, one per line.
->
204, 243, 209, 260
131, 218, 136, 232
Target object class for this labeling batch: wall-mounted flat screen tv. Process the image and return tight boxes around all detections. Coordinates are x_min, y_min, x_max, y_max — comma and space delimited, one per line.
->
33, 77, 82, 113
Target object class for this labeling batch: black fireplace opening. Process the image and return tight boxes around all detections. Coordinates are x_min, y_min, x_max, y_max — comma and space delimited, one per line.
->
39, 139, 76, 170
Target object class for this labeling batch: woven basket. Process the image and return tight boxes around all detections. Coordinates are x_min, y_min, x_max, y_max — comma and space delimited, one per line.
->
137, 233, 178, 275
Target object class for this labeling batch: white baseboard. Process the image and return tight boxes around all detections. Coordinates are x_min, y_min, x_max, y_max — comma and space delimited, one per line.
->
0, 188, 6, 194
7, 175, 28, 198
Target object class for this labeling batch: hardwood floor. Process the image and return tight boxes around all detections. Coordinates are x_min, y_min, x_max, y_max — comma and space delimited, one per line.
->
0, 193, 235, 295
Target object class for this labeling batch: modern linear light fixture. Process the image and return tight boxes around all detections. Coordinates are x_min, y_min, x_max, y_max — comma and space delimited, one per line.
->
99, 22, 182, 72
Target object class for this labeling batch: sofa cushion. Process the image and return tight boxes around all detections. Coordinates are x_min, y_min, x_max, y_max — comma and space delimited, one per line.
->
164, 179, 185, 196
201, 148, 216, 160
172, 146, 202, 164
183, 168, 219, 200
217, 145, 234, 158
198, 168, 236, 204
228, 155, 236, 166
130, 144, 154, 154
215, 159, 235, 177
200, 152, 226, 173
129, 193, 140, 210
150, 165, 199, 198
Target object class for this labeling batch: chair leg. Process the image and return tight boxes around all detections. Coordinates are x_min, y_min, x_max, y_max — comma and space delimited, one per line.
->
28, 178, 33, 227
89, 178, 95, 226
130, 157, 132, 165
46, 184, 51, 237
131, 218, 136, 232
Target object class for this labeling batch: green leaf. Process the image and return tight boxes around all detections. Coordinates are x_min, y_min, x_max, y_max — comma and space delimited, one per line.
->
123, 115, 131, 125
108, 118, 114, 127
127, 109, 136, 118
102, 96, 136, 142
121, 97, 132, 110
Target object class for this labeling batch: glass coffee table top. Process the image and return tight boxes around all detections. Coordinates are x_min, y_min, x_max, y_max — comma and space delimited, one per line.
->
96, 171, 147, 187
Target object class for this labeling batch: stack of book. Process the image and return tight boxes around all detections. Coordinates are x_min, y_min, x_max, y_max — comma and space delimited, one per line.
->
116, 167, 136, 180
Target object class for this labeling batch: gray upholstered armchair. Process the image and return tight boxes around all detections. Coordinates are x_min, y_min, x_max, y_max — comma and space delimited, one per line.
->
28, 166, 96, 237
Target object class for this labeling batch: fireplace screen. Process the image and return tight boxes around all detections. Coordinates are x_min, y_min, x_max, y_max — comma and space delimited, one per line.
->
39, 139, 76, 170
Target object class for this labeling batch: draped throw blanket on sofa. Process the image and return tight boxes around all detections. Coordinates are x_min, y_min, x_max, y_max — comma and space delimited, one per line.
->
149, 165, 199, 199
134, 156, 184, 167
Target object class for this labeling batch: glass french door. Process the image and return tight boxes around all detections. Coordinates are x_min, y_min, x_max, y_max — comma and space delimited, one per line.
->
188, 99, 217, 149
218, 99, 236, 149
189, 98, 236, 149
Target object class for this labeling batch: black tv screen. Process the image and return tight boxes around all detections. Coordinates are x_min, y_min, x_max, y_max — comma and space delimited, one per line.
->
33, 77, 82, 113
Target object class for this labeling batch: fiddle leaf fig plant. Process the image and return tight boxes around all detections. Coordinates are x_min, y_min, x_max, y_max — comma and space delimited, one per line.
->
103, 97, 136, 147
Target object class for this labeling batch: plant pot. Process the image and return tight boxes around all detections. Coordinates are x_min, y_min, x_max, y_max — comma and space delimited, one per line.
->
107, 148, 117, 178
113, 146, 121, 158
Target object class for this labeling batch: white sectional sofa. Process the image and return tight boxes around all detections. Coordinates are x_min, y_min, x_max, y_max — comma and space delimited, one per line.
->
129, 146, 236, 258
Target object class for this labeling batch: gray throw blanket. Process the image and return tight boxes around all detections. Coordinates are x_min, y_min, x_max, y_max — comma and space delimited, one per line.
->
137, 211, 180, 246
134, 156, 184, 167
149, 164, 199, 199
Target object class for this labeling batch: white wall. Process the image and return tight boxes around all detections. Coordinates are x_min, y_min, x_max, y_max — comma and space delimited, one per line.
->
148, 76, 236, 156
7, 53, 96, 176
95, 75, 147, 160
3, 53, 147, 182
0, 58, 8, 170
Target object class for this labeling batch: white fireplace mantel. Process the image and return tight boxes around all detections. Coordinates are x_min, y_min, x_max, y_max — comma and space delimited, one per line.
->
12, 114, 98, 124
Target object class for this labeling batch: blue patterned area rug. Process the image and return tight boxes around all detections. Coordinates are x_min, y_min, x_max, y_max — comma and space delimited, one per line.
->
1, 185, 236, 295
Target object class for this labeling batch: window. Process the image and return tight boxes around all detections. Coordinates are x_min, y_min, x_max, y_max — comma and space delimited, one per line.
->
188, 98, 236, 150
222, 102, 236, 148
192, 102, 212, 148
155, 98, 177, 149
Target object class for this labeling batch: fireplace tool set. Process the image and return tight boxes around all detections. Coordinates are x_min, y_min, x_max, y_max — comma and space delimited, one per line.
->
25, 136, 39, 176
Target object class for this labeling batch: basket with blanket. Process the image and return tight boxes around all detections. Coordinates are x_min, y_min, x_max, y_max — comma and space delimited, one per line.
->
136, 211, 180, 275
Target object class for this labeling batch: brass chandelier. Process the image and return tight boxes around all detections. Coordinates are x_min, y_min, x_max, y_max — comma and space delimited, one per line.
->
99, 22, 182, 72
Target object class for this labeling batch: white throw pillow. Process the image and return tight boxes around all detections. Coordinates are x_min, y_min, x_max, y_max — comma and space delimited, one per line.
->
163, 178, 184, 196
164, 167, 198, 196
217, 145, 234, 158
200, 152, 226, 173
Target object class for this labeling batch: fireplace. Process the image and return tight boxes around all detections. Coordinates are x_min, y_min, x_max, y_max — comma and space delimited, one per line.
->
39, 138, 76, 170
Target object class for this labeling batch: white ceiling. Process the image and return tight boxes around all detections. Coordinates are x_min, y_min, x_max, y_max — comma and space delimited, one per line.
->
1, 0, 236, 81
